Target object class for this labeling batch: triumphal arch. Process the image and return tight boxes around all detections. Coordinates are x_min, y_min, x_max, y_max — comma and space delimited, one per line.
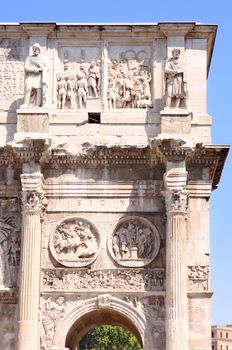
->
0, 22, 228, 350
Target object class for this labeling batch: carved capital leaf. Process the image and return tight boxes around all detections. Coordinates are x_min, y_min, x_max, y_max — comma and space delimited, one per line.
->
20, 191, 47, 216
164, 188, 189, 213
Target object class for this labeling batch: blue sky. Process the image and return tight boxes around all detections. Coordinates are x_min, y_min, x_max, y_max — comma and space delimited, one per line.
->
1, 0, 231, 325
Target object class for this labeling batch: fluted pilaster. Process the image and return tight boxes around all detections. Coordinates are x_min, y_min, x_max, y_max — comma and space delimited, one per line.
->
164, 171, 189, 350
17, 175, 47, 350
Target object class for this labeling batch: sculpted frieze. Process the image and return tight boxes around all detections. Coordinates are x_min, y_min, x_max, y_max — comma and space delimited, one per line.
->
108, 47, 152, 109
108, 216, 160, 267
49, 218, 100, 267
0, 38, 25, 111
56, 47, 101, 110
188, 265, 209, 291
42, 268, 164, 291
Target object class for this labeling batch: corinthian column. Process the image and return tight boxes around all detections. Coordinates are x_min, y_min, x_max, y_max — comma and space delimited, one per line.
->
164, 164, 188, 350
17, 172, 46, 350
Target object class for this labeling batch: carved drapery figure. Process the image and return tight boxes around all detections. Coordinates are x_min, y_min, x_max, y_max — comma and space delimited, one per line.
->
164, 48, 188, 108
0, 216, 15, 289
87, 61, 100, 97
21, 43, 48, 107
76, 66, 88, 109
41, 296, 66, 348
50, 218, 100, 267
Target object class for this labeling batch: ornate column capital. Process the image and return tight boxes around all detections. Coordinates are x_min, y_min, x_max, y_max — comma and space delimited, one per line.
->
164, 187, 189, 214
20, 190, 47, 217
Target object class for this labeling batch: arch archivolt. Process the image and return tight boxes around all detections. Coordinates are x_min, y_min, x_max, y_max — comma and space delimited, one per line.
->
52, 294, 146, 349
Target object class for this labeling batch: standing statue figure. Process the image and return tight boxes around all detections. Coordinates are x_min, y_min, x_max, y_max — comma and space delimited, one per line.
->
22, 43, 48, 107
164, 48, 187, 108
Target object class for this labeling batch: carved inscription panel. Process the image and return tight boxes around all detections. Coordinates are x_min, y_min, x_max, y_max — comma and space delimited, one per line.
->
0, 39, 26, 111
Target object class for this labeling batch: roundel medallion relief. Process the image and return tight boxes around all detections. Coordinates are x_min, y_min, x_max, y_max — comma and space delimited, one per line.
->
108, 216, 160, 267
49, 217, 100, 267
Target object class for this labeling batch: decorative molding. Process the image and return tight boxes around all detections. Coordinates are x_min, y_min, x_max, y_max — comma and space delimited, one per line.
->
0, 289, 17, 303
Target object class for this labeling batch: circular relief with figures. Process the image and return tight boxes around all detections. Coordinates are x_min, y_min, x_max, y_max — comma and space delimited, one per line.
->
49, 217, 100, 267
108, 216, 160, 267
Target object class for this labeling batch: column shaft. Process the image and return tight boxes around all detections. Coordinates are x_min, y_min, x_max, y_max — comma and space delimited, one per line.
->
17, 211, 41, 350
166, 212, 188, 350
17, 187, 45, 350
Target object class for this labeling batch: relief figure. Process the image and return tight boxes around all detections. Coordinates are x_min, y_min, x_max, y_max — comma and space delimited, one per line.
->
0, 217, 15, 289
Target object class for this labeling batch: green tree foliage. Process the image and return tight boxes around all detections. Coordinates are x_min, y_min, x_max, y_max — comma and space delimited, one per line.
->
79, 325, 141, 350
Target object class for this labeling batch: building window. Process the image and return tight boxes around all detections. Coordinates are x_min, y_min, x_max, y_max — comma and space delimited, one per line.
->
220, 332, 223, 338
221, 345, 223, 350
226, 333, 228, 339
226, 346, 228, 350
212, 332, 214, 337
212, 345, 214, 350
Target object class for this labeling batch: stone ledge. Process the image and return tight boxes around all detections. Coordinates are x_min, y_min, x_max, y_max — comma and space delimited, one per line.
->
187, 291, 213, 298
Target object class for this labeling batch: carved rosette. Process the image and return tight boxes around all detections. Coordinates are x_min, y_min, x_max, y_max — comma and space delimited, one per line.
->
49, 217, 100, 267
108, 216, 160, 267
164, 188, 189, 214
20, 191, 47, 216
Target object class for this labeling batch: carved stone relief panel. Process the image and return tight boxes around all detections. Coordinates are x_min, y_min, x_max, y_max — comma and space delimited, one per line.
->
42, 268, 165, 291
40, 295, 68, 349
108, 45, 152, 109
0, 199, 21, 290
188, 265, 209, 291
108, 216, 160, 267
143, 296, 165, 350
56, 46, 101, 110
49, 217, 100, 267
0, 39, 26, 111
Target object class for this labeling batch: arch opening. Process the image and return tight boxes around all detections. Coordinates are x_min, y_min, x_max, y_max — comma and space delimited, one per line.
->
79, 324, 141, 350
65, 308, 143, 350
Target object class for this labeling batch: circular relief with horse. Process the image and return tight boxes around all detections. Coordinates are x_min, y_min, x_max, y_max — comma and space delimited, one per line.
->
49, 217, 100, 267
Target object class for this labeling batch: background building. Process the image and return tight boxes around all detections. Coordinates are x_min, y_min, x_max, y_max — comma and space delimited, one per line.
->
212, 325, 232, 350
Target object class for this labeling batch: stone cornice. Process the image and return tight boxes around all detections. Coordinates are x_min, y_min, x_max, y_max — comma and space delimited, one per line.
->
20, 22, 56, 36
0, 141, 229, 191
